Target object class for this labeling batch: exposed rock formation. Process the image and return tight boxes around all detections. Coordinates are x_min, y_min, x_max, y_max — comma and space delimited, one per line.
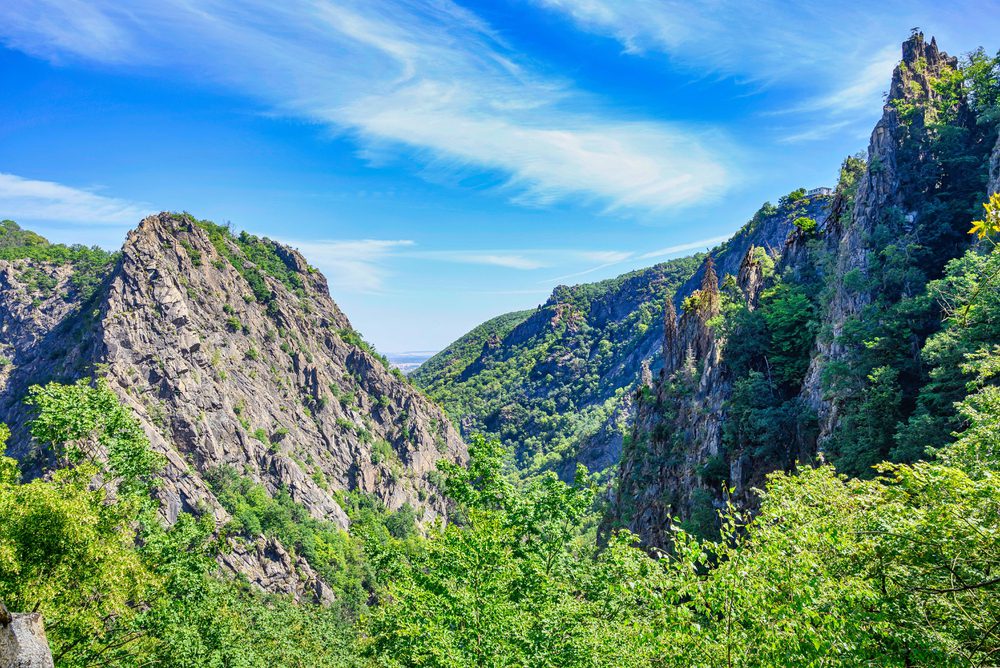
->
0, 213, 467, 598
802, 33, 963, 442
609, 244, 784, 545
0, 605, 54, 668
219, 536, 335, 605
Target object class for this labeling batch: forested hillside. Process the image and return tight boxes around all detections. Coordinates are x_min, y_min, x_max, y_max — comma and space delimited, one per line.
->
413, 256, 702, 480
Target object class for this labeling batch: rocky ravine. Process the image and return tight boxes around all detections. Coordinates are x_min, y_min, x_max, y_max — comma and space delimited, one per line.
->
0, 213, 466, 599
414, 196, 819, 484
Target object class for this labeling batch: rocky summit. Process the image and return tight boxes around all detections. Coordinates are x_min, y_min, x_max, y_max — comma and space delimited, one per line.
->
0, 212, 465, 598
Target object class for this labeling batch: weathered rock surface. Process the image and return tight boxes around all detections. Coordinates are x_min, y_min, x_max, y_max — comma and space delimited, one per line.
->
218, 536, 335, 605
801, 32, 962, 444
610, 33, 996, 549
0, 611, 54, 668
0, 213, 467, 598
609, 247, 786, 544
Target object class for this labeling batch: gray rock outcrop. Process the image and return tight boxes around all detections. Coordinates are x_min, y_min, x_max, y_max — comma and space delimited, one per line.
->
0, 608, 54, 668
0, 213, 467, 598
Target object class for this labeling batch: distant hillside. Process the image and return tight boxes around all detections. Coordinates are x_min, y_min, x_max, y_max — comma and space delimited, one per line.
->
412, 257, 702, 479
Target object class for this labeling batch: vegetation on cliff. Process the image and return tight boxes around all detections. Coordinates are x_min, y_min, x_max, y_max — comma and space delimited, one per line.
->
3, 200, 999, 667
7, 318, 1000, 665
363, 358, 1000, 665
413, 256, 703, 478
0, 220, 118, 302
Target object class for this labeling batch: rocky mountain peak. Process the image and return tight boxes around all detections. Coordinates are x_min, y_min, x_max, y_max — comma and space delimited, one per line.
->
0, 212, 467, 600
889, 32, 958, 117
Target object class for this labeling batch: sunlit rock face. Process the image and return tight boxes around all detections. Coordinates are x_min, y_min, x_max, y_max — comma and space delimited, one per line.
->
0, 212, 466, 599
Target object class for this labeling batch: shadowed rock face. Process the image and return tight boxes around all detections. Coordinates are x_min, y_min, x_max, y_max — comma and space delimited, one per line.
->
799, 32, 962, 443
609, 245, 776, 547
0, 611, 54, 668
0, 213, 466, 598
609, 33, 996, 550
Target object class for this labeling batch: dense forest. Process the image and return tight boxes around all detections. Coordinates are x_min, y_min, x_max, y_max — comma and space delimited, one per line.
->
2, 32, 1000, 668
412, 255, 703, 480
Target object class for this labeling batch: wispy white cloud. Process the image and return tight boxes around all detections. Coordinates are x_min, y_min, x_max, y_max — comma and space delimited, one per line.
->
539, 235, 727, 284
0, 0, 733, 211
541, 260, 627, 285
289, 239, 414, 293
284, 240, 630, 292
785, 46, 900, 116
406, 250, 547, 270
576, 250, 633, 263
0, 172, 152, 225
528, 0, 986, 130
638, 235, 731, 260
778, 121, 853, 144
531, 0, 870, 81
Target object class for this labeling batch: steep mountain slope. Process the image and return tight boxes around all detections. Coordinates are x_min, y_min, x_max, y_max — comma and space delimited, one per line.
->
415, 193, 828, 480
610, 33, 1000, 547
672, 192, 830, 308
0, 213, 466, 596
413, 257, 702, 479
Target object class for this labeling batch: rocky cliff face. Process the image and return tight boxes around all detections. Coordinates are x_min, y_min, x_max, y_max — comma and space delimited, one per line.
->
609, 240, 809, 543
0, 610, 54, 668
802, 33, 962, 442
610, 33, 997, 549
0, 213, 466, 598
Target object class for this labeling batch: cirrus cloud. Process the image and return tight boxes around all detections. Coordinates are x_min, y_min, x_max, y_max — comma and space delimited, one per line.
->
0, 0, 734, 212
0, 172, 152, 225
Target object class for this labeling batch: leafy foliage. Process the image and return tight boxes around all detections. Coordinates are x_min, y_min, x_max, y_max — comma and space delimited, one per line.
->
0, 219, 118, 301
824, 50, 1000, 475
204, 464, 414, 613
413, 257, 703, 478
792, 215, 817, 235
721, 274, 819, 470
27, 378, 164, 498
363, 360, 1000, 665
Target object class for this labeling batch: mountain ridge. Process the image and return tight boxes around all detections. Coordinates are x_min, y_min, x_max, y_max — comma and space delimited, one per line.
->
0, 212, 467, 599
610, 31, 1000, 546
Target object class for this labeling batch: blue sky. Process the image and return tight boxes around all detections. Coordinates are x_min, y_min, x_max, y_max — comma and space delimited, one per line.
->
1, 1, 999, 352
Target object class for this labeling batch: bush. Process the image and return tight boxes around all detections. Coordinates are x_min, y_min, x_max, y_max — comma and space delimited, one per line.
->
793, 216, 817, 235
